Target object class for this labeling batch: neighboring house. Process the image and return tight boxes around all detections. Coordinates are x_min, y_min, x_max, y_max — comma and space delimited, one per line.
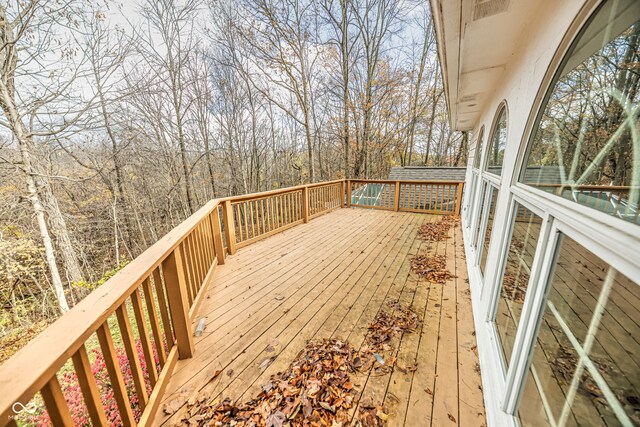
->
388, 166, 467, 182
432, 0, 640, 426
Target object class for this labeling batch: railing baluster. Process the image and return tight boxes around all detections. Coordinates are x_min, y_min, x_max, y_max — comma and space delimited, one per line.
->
162, 248, 194, 359
283, 194, 288, 225
273, 196, 278, 228
116, 303, 149, 409
143, 277, 167, 366
189, 227, 202, 290
71, 344, 109, 425
257, 198, 264, 234
243, 203, 248, 239
222, 200, 236, 255
131, 288, 159, 386
302, 187, 309, 223
202, 217, 215, 267
454, 184, 461, 215
233, 203, 242, 242
180, 241, 198, 304
97, 322, 136, 426
249, 200, 256, 238
194, 225, 206, 285
41, 375, 74, 427
152, 267, 174, 349
181, 241, 195, 304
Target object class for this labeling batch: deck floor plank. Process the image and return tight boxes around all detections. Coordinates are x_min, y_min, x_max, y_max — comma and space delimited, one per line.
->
155, 208, 485, 427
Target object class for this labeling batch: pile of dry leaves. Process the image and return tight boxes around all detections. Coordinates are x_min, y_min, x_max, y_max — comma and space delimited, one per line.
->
358, 301, 421, 375
417, 216, 459, 242
182, 339, 388, 427
170, 302, 425, 427
410, 254, 456, 284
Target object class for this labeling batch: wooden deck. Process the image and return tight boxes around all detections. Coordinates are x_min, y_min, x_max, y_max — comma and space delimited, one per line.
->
154, 208, 485, 426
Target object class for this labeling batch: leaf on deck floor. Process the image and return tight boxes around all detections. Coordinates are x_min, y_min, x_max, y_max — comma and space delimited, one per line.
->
175, 303, 424, 426
163, 385, 196, 415
410, 254, 456, 284
417, 216, 459, 242
181, 339, 362, 426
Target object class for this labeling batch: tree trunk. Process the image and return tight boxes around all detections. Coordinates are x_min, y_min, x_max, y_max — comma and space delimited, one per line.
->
0, 6, 69, 313
341, 0, 350, 178
40, 177, 84, 284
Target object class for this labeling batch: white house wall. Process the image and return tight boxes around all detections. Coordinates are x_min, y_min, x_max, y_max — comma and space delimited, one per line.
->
454, 0, 640, 426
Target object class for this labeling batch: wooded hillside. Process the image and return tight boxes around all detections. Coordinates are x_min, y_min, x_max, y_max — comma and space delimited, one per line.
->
0, 0, 465, 359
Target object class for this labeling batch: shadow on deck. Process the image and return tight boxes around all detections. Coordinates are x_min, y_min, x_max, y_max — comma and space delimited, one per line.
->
156, 208, 486, 426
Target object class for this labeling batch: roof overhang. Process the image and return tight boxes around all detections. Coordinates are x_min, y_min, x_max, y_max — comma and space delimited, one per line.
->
430, 0, 549, 131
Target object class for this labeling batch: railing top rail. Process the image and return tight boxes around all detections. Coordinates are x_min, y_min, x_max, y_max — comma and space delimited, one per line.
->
349, 179, 464, 185
221, 180, 344, 203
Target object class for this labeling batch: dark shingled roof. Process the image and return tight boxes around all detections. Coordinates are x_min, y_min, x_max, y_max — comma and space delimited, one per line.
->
388, 166, 466, 181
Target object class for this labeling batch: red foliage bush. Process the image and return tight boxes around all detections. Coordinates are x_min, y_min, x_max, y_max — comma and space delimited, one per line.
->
30, 341, 160, 426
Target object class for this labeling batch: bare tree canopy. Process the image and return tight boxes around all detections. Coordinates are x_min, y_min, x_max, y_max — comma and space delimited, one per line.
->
0, 0, 460, 358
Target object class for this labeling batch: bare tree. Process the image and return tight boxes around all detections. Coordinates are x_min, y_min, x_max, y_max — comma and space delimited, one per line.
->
0, 1, 97, 313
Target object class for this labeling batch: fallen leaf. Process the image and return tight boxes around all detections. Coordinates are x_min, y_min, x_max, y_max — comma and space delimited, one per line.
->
163, 397, 185, 415
266, 410, 285, 427
209, 369, 222, 383
448, 413, 457, 422
376, 409, 389, 421
319, 401, 335, 413
259, 357, 274, 371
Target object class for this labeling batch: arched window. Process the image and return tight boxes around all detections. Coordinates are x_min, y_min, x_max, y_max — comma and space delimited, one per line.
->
485, 105, 507, 176
520, 0, 640, 225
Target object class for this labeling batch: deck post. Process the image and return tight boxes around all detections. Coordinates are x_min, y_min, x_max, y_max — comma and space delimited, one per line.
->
346, 180, 351, 208
222, 200, 236, 255
340, 180, 345, 207
211, 207, 225, 265
302, 186, 309, 223
455, 182, 464, 216
162, 247, 194, 360
394, 181, 401, 212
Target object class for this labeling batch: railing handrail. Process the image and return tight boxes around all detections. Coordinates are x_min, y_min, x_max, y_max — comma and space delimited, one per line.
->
349, 178, 464, 185
219, 179, 345, 203
0, 177, 465, 425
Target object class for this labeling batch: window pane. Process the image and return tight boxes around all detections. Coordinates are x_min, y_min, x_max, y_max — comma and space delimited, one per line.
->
495, 202, 542, 365
486, 108, 507, 176
474, 182, 487, 249
473, 128, 484, 169
521, 0, 640, 225
464, 173, 478, 224
479, 188, 499, 275
519, 235, 640, 426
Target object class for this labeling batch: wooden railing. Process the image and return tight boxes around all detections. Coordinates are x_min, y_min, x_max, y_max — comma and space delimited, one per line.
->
348, 179, 464, 215
0, 178, 462, 427
0, 200, 225, 427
